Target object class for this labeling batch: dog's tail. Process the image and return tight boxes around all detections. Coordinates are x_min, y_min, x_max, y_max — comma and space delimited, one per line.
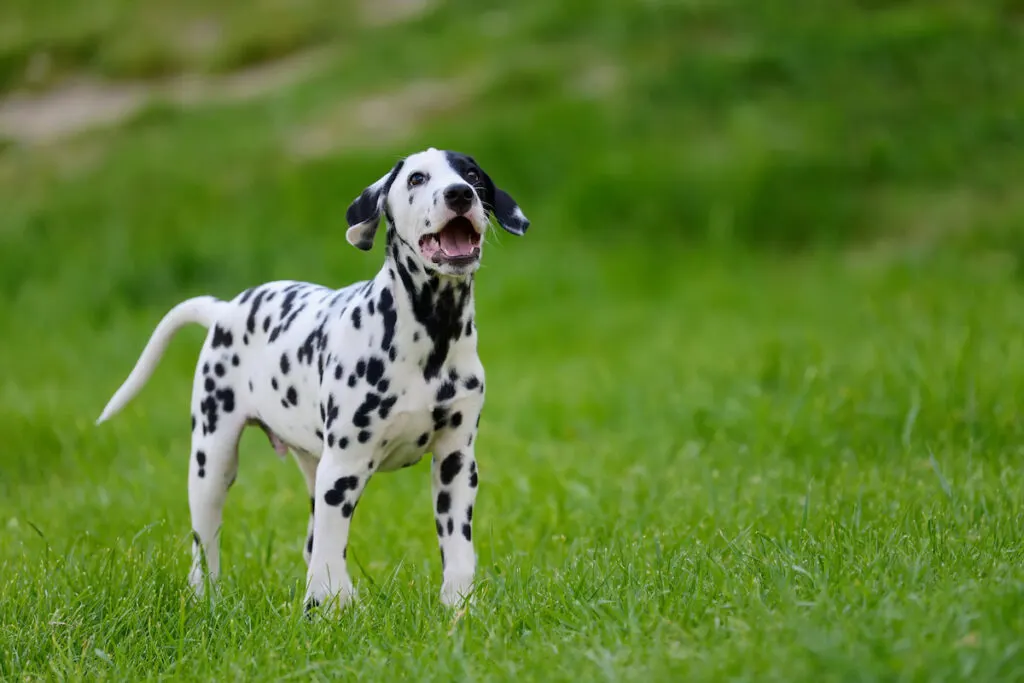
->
96, 296, 225, 425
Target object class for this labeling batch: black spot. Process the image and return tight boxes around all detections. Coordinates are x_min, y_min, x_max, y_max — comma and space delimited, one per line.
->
341, 503, 354, 518
243, 334, 249, 345
310, 496, 315, 513
306, 534, 314, 554
358, 430, 372, 443
464, 376, 480, 390
263, 316, 271, 333
335, 364, 344, 380
348, 374, 357, 387
203, 363, 210, 375
191, 415, 196, 432
325, 394, 340, 429
378, 395, 397, 419
435, 519, 444, 536
377, 379, 390, 393
450, 412, 463, 428
248, 380, 254, 392
447, 518, 454, 535
436, 382, 456, 402
339, 436, 349, 449
305, 598, 321, 614
433, 406, 449, 431
204, 377, 215, 392
469, 461, 478, 488
440, 547, 446, 568
467, 504, 473, 522
196, 450, 207, 478
413, 332, 421, 342
246, 290, 267, 335
238, 288, 256, 305
389, 347, 397, 362
356, 360, 366, 377
465, 317, 474, 337
353, 392, 381, 428
212, 326, 234, 349
280, 353, 290, 375
417, 432, 430, 447
232, 354, 240, 366
405, 256, 419, 274
271, 377, 279, 391
215, 388, 235, 413
214, 363, 225, 377
368, 300, 375, 316
352, 307, 362, 329
440, 452, 463, 485
323, 476, 359, 507
462, 524, 472, 541
379, 288, 398, 353
200, 395, 219, 435
366, 357, 385, 386
327, 433, 336, 447
436, 491, 451, 514
315, 429, 324, 440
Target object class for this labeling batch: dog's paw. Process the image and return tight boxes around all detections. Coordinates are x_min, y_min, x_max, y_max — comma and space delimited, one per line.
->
440, 573, 474, 607
303, 580, 356, 618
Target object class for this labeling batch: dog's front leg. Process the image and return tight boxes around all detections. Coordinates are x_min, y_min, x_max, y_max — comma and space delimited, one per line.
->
304, 445, 375, 614
431, 411, 481, 607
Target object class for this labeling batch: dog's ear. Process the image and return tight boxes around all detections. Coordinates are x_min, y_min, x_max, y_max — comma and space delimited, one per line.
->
345, 160, 405, 251
478, 166, 530, 236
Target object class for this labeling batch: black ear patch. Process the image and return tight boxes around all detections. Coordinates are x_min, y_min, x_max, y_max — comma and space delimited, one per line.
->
447, 152, 529, 236
345, 160, 405, 251
491, 187, 529, 236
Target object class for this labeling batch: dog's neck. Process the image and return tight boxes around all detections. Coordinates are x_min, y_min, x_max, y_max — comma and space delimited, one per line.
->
377, 225, 476, 381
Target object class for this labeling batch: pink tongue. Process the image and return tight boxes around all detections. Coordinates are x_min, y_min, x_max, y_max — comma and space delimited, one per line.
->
439, 227, 475, 256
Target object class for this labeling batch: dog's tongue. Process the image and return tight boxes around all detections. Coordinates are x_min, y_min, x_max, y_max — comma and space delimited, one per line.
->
439, 225, 475, 256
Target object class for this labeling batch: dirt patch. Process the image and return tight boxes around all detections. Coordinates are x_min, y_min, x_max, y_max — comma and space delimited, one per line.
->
0, 48, 332, 145
287, 76, 479, 159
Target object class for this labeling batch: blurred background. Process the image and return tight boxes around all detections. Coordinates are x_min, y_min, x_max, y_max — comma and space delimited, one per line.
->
2, 0, 1024, 678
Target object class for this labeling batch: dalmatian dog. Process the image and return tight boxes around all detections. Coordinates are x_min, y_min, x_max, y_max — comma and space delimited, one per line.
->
95, 147, 529, 613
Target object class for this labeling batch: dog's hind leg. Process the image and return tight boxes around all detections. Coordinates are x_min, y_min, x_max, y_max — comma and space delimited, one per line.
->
292, 449, 319, 566
187, 355, 246, 598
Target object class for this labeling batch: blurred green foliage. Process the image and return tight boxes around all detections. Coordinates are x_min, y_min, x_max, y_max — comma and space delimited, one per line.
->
2, 1, 1024, 680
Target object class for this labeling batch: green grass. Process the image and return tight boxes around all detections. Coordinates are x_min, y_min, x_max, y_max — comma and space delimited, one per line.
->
2, 0, 1024, 680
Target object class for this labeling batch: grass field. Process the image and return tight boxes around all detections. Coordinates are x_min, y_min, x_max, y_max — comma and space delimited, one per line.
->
2, 1, 1024, 680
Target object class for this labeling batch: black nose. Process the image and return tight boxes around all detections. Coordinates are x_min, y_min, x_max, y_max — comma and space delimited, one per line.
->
444, 184, 475, 213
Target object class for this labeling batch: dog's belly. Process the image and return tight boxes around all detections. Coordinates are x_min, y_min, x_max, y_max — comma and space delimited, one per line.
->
375, 409, 435, 472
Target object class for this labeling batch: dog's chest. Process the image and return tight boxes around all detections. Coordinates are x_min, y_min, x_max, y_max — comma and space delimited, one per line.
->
373, 370, 481, 472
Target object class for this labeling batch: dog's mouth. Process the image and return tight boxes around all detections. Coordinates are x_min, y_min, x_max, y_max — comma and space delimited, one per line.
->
418, 216, 482, 266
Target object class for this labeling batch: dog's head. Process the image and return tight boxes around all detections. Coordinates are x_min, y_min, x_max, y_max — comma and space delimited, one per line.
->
344, 148, 529, 277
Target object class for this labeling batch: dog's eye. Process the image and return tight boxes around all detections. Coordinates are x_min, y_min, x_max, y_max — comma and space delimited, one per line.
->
466, 170, 479, 183
408, 172, 427, 188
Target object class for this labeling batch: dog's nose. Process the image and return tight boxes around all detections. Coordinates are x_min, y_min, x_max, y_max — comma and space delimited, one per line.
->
443, 184, 475, 214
